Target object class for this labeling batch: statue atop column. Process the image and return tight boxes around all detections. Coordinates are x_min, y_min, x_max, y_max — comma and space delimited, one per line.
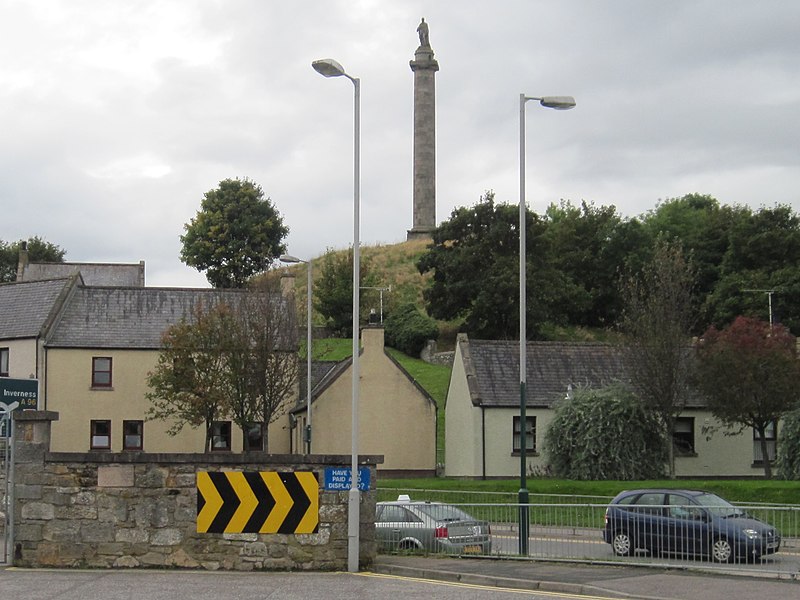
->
417, 18, 430, 48
408, 18, 439, 240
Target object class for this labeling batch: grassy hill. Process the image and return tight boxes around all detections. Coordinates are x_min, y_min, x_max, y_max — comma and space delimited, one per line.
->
280, 239, 462, 350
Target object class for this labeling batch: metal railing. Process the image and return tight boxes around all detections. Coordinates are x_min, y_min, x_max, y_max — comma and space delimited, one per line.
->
375, 490, 800, 576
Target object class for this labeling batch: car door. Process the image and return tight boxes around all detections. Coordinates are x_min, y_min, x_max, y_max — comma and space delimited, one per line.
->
666, 493, 709, 556
375, 504, 425, 550
630, 492, 669, 553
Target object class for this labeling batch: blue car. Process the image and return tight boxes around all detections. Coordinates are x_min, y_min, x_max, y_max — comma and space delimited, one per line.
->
603, 489, 781, 562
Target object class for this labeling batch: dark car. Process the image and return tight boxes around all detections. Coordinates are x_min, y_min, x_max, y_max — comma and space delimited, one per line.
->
603, 489, 781, 562
375, 495, 492, 555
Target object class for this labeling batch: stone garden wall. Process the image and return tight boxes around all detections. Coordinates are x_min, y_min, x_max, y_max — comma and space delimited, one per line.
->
11, 411, 380, 570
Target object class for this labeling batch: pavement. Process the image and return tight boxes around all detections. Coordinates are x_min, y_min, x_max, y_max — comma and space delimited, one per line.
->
374, 554, 800, 599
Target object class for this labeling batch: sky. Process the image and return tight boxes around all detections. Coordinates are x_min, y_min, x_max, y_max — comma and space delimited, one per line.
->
1, 0, 799, 287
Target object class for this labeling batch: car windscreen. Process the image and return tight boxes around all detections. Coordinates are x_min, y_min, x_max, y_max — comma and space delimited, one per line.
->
693, 493, 743, 517
413, 504, 475, 522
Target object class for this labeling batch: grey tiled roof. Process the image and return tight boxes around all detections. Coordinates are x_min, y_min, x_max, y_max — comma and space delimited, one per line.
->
464, 339, 631, 408
0, 278, 73, 340
46, 286, 242, 349
462, 338, 707, 409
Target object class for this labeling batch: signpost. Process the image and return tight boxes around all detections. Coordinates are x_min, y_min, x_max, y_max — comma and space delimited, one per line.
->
323, 467, 370, 492
0, 378, 36, 440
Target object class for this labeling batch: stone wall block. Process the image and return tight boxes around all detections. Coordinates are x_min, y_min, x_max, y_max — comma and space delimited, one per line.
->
81, 521, 116, 543
151, 527, 183, 546
43, 520, 81, 542
21, 501, 54, 520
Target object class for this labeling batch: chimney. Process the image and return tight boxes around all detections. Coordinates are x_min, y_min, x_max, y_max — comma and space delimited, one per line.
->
16, 241, 29, 281
361, 325, 385, 353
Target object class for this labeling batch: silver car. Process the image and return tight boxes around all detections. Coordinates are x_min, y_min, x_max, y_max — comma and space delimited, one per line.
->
375, 495, 492, 555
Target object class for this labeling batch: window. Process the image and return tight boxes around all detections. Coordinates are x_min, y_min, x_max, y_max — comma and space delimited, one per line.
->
245, 422, 264, 451
211, 421, 232, 451
754, 422, 777, 464
90, 420, 111, 450
673, 417, 695, 455
512, 416, 536, 453
0, 347, 8, 377
376, 505, 421, 523
91, 357, 113, 388
123, 420, 143, 451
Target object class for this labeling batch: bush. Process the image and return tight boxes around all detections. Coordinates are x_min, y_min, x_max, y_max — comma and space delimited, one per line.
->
777, 408, 800, 479
384, 303, 439, 357
545, 384, 667, 480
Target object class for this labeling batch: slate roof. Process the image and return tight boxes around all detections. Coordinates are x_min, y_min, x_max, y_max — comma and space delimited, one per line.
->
46, 286, 245, 349
461, 337, 706, 409
0, 277, 75, 340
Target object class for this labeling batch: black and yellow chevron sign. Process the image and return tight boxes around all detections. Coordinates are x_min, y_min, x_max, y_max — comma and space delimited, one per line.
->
196, 471, 319, 534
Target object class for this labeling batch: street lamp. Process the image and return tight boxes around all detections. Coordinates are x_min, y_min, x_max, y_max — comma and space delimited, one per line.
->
312, 57, 361, 573
519, 93, 575, 555
280, 254, 313, 454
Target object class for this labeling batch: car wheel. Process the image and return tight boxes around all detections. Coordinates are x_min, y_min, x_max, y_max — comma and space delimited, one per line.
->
611, 531, 632, 556
711, 537, 733, 563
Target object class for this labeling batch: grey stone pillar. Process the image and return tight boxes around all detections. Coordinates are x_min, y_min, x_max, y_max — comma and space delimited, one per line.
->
408, 19, 439, 240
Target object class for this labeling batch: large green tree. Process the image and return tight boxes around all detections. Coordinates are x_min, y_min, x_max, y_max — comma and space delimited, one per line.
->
695, 316, 800, 478
181, 178, 289, 288
418, 192, 578, 339
313, 247, 375, 337
1, 236, 66, 282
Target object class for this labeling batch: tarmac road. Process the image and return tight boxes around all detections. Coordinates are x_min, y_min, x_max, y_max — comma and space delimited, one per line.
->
1, 557, 799, 600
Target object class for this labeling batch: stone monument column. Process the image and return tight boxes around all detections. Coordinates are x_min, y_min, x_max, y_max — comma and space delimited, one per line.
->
408, 18, 439, 240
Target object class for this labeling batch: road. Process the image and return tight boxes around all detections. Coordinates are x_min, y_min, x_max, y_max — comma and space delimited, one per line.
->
0, 568, 627, 600
491, 525, 800, 575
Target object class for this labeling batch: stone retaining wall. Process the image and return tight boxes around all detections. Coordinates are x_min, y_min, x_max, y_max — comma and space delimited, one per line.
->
11, 411, 380, 570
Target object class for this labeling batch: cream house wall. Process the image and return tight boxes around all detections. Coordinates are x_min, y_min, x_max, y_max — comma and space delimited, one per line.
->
456, 403, 767, 478
2, 338, 38, 379
45, 348, 291, 454
305, 328, 436, 473
482, 408, 556, 478
674, 410, 767, 478
443, 341, 483, 477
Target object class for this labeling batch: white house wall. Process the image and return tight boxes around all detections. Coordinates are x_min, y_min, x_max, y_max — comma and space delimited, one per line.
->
444, 341, 483, 477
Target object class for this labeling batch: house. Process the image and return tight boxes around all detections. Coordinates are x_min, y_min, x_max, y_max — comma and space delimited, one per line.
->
445, 334, 775, 478
291, 326, 438, 477
1, 260, 295, 454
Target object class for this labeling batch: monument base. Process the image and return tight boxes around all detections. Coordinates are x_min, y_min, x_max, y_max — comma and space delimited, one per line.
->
407, 228, 434, 241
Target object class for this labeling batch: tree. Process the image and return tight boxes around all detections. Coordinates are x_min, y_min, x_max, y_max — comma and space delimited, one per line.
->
146, 281, 299, 453
384, 303, 438, 357
544, 385, 667, 480
146, 301, 234, 451
776, 408, 800, 480
224, 277, 299, 451
180, 178, 289, 288
313, 247, 375, 337
1, 236, 66, 282
620, 239, 697, 478
695, 316, 800, 478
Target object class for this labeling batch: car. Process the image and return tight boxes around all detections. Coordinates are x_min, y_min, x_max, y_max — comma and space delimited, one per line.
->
375, 495, 492, 555
603, 489, 781, 563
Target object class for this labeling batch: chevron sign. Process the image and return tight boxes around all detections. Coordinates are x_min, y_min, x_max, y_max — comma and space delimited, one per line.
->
196, 471, 319, 534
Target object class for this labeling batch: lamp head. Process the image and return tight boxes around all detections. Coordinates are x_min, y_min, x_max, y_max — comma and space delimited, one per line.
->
279, 254, 302, 264
539, 96, 576, 110
312, 59, 347, 78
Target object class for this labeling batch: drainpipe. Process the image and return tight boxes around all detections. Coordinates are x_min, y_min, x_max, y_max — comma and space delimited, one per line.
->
481, 406, 486, 480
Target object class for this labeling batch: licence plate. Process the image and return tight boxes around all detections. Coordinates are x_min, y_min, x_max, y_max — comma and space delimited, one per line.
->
463, 545, 482, 554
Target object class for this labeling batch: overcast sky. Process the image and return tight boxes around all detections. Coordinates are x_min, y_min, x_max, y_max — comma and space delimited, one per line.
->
2, 0, 799, 287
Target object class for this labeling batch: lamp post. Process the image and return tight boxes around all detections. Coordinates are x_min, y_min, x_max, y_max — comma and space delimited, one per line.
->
280, 254, 313, 454
519, 93, 575, 555
312, 58, 361, 573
